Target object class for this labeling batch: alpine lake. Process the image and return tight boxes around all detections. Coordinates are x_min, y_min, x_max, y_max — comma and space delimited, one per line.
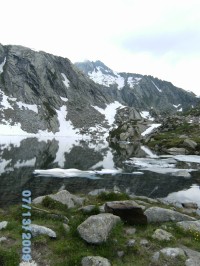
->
0, 135, 200, 208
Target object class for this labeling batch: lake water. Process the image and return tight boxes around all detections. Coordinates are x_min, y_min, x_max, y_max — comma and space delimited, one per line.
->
0, 136, 200, 208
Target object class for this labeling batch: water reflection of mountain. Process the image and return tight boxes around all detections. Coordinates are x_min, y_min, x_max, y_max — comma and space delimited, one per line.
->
0, 137, 199, 207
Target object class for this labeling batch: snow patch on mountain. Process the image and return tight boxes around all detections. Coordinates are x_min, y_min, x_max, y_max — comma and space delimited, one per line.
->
92, 101, 124, 126
16, 101, 38, 113
14, 158, 36, 168
127, 77, 141, 88
141, 123, 161, 136
173, 104, 181, 108
88, 67, 124, 89
151, 80, 162, 92
0, 57, 6, 74
0, 90, 13, 110
55, 106, 78, 137
0, 123, 34, 136
60, 97, 68, 102
61, 73, 70, 88
140, 111, 154, 121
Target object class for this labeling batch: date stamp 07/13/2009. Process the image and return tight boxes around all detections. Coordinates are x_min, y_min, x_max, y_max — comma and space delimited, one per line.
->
22, 190, 32, 262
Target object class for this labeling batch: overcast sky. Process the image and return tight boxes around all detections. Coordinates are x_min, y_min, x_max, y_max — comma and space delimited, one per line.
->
1, 0, 200, 95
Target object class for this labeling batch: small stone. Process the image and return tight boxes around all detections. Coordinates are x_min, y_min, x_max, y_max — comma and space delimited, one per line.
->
117, 251, 124, 258
140, 239, 149, 246
152, 252, 160, 262
125, 227, 136, 235
0, 237, 7, 243
88, 188, 106, 196
152, 229, 174, 241
99, 204, 105, 213
0, 221, 8, 230
79, 205, 96, 213
30, 224, 56, 238
127, 239, 136, 247
63, 223, 70, 233
160, 247, 186, 259
182, 202, 198, 209
81, 256, 111, 266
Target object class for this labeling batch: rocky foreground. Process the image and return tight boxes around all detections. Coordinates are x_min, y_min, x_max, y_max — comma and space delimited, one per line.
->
0, 189, 200, 266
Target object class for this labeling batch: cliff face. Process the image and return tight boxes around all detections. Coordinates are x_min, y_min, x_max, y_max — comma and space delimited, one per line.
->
0, 44, 116, 136
0, 44, 199, 136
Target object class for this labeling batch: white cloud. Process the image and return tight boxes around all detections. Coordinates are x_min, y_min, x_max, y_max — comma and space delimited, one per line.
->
1, 0, 200, 95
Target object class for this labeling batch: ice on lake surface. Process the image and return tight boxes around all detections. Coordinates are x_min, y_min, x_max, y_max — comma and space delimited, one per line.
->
0, 136, 200, 207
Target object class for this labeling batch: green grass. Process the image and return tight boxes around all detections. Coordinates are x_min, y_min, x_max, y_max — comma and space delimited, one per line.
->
97, 192, 130, 202
0, 194, 199, 265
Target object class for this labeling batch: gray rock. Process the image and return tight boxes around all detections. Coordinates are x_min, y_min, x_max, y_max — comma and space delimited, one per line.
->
126, 239, 136, 247
152, 251, 160, 262
99, 204, 106, 213
124, 227, 136, 235
0, 221, 8, 230
105, 200, 147, 225
174, 170, 191, 178
166, 147, 188, 155
88, 188, 106, 196
152, 229, 174, 241
130, 195, 158, 204
30, 224, 56, 238
33, 190, 84, 208
160, 247, 186, 258
81, 256, 111, 266
182, 246, 200, 266
63, 223, 70, 233
0, 237, 7, 243
183, 139, 197, 150
79, 205, 97, 213
176, 220, 200, 233
144, 207, 196, 223
140, 239, 149, 246
182, 203, 198, 209
77, 213, 121, 244
152, 247, 186, 262
117, 251, 125, 258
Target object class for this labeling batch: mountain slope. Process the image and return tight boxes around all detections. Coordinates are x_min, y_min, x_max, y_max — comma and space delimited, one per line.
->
0, 45, 121, 136
75, 60, 199, 113
0, 45, 199, 137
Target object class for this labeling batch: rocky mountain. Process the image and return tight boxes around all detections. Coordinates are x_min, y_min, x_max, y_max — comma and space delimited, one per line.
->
0, 44, 199, 137
75, 60, 199, 113
0, 44, 119, 136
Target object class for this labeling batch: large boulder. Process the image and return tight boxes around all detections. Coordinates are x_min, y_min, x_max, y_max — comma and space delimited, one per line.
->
144, 207, 196, 223
77, 213, 120, 244
105, 200, 147, 225
81, 256, 111, 266
182, 246, 200, 266
33, 190, 84, 208
176, 220, 200, 233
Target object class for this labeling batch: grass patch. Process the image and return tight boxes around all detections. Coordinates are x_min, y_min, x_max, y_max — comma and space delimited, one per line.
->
97, 192, 130, 202
0, 248, 20, 266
